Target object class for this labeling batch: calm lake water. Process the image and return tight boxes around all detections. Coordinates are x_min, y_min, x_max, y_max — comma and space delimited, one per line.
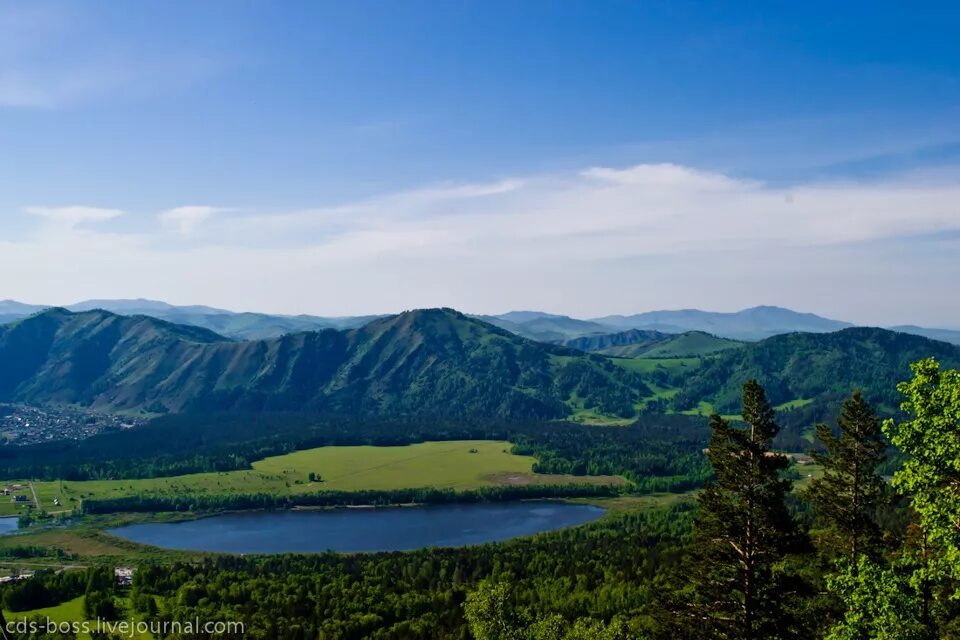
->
0, 517, 18, 535
108, 502, 605, 553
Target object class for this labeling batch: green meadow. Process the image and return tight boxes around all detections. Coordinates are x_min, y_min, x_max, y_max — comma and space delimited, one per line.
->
3, 596, 153, 640
6, 440, 624, 513
608, 356, 701, 374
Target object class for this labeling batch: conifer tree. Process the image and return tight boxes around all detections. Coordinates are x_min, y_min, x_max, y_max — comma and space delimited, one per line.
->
804, 390, 886, 566
690, 379, 798, 640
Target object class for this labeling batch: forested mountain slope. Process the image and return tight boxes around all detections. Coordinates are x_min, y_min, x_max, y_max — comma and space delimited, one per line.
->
0, 308, 650, 421
560, 328, 672, 353
672, 327, 960, 415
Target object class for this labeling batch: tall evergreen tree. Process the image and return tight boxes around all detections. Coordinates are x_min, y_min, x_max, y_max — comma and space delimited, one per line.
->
689, 379, 798, 640
804, 390, 886, 565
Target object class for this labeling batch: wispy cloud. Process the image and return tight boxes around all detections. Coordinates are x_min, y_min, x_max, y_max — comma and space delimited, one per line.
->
204, 163, 960, 257
159, 206, 225, 235
5, 163, 960, 324
25, 205, 123, 228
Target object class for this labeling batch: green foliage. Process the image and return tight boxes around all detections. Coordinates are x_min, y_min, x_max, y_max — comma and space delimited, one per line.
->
823, 359, 960, 639
464, 581, 637, 640
672, 328, 960, 420
687, 380, 802, 639
804, 391, 887, 563
82, 567, 120, 622
1, 569, 93, 613
463, 580, 525, 640
883, 358, 960, 589
825, 558, 931, 640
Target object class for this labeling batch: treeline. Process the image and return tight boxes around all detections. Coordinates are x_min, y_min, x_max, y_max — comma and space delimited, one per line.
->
0, 545, 75, 561
0, 566, 125, 630
80, 483, 622, 515
1, 569, 87, 612
0, 413, 711, 487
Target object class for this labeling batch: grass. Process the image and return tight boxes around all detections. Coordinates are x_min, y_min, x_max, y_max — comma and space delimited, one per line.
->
4, 596, 152, 640
639, 333, 742, 358
789, 457, 825, 491
569, 405, 637, 426
574, 491, 696, 514
4, 596, 87, 632
608, 356, 701, 374
678, 401, 715, 417
775, 398, 814, 411
8, 441, 624, 510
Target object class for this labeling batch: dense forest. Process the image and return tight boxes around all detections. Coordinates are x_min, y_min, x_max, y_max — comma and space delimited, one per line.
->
672, 327, 960, 415
0, 413, 709, 484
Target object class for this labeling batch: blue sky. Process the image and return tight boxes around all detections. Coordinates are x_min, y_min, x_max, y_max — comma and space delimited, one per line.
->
2, 1, 960, 325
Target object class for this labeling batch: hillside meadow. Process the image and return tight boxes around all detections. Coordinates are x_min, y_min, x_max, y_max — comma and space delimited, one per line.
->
3, 440, 624, 511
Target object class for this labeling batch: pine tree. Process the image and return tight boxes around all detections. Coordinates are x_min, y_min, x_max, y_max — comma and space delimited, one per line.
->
804, 390, 886, 566
689, 379, 798, 639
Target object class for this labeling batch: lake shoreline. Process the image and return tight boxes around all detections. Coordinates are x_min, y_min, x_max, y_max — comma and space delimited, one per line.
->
106, 501, 608, 554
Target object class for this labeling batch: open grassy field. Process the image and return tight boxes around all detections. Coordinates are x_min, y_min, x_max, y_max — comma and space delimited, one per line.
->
4, 441, 624, 512
4, 595, 152, 640
608, 356, 701, 374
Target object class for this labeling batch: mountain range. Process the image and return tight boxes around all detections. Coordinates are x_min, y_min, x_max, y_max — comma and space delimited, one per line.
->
1, 304, 960, 433
589, 306, 854, 340
0, 307, 648, 421
0, 299, 382, 340
3, 299, 959, 345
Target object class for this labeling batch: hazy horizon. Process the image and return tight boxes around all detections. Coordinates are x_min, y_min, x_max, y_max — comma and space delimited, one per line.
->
4, 296, 959, 331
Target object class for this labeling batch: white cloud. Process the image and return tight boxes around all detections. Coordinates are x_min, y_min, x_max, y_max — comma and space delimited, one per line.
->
4, 163, 960, 325
159, 206, 224, 235
25, 205, 123, 228
219, 163, 960, 257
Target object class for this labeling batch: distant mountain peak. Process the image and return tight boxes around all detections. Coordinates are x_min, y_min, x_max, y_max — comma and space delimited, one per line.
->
589, 306, 852, 340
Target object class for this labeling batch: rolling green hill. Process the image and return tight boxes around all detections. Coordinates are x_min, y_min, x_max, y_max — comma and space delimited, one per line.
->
671, 327, 960, 415
0, 308, 652, 421
632, 331, 743, 358
475, 313, 611, 342
561, 328, 672, 354
561, 328, 741, 358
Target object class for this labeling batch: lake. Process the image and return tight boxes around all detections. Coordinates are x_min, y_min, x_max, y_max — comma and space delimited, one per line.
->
0, 517, 18, 535
108, 501, 605, 553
